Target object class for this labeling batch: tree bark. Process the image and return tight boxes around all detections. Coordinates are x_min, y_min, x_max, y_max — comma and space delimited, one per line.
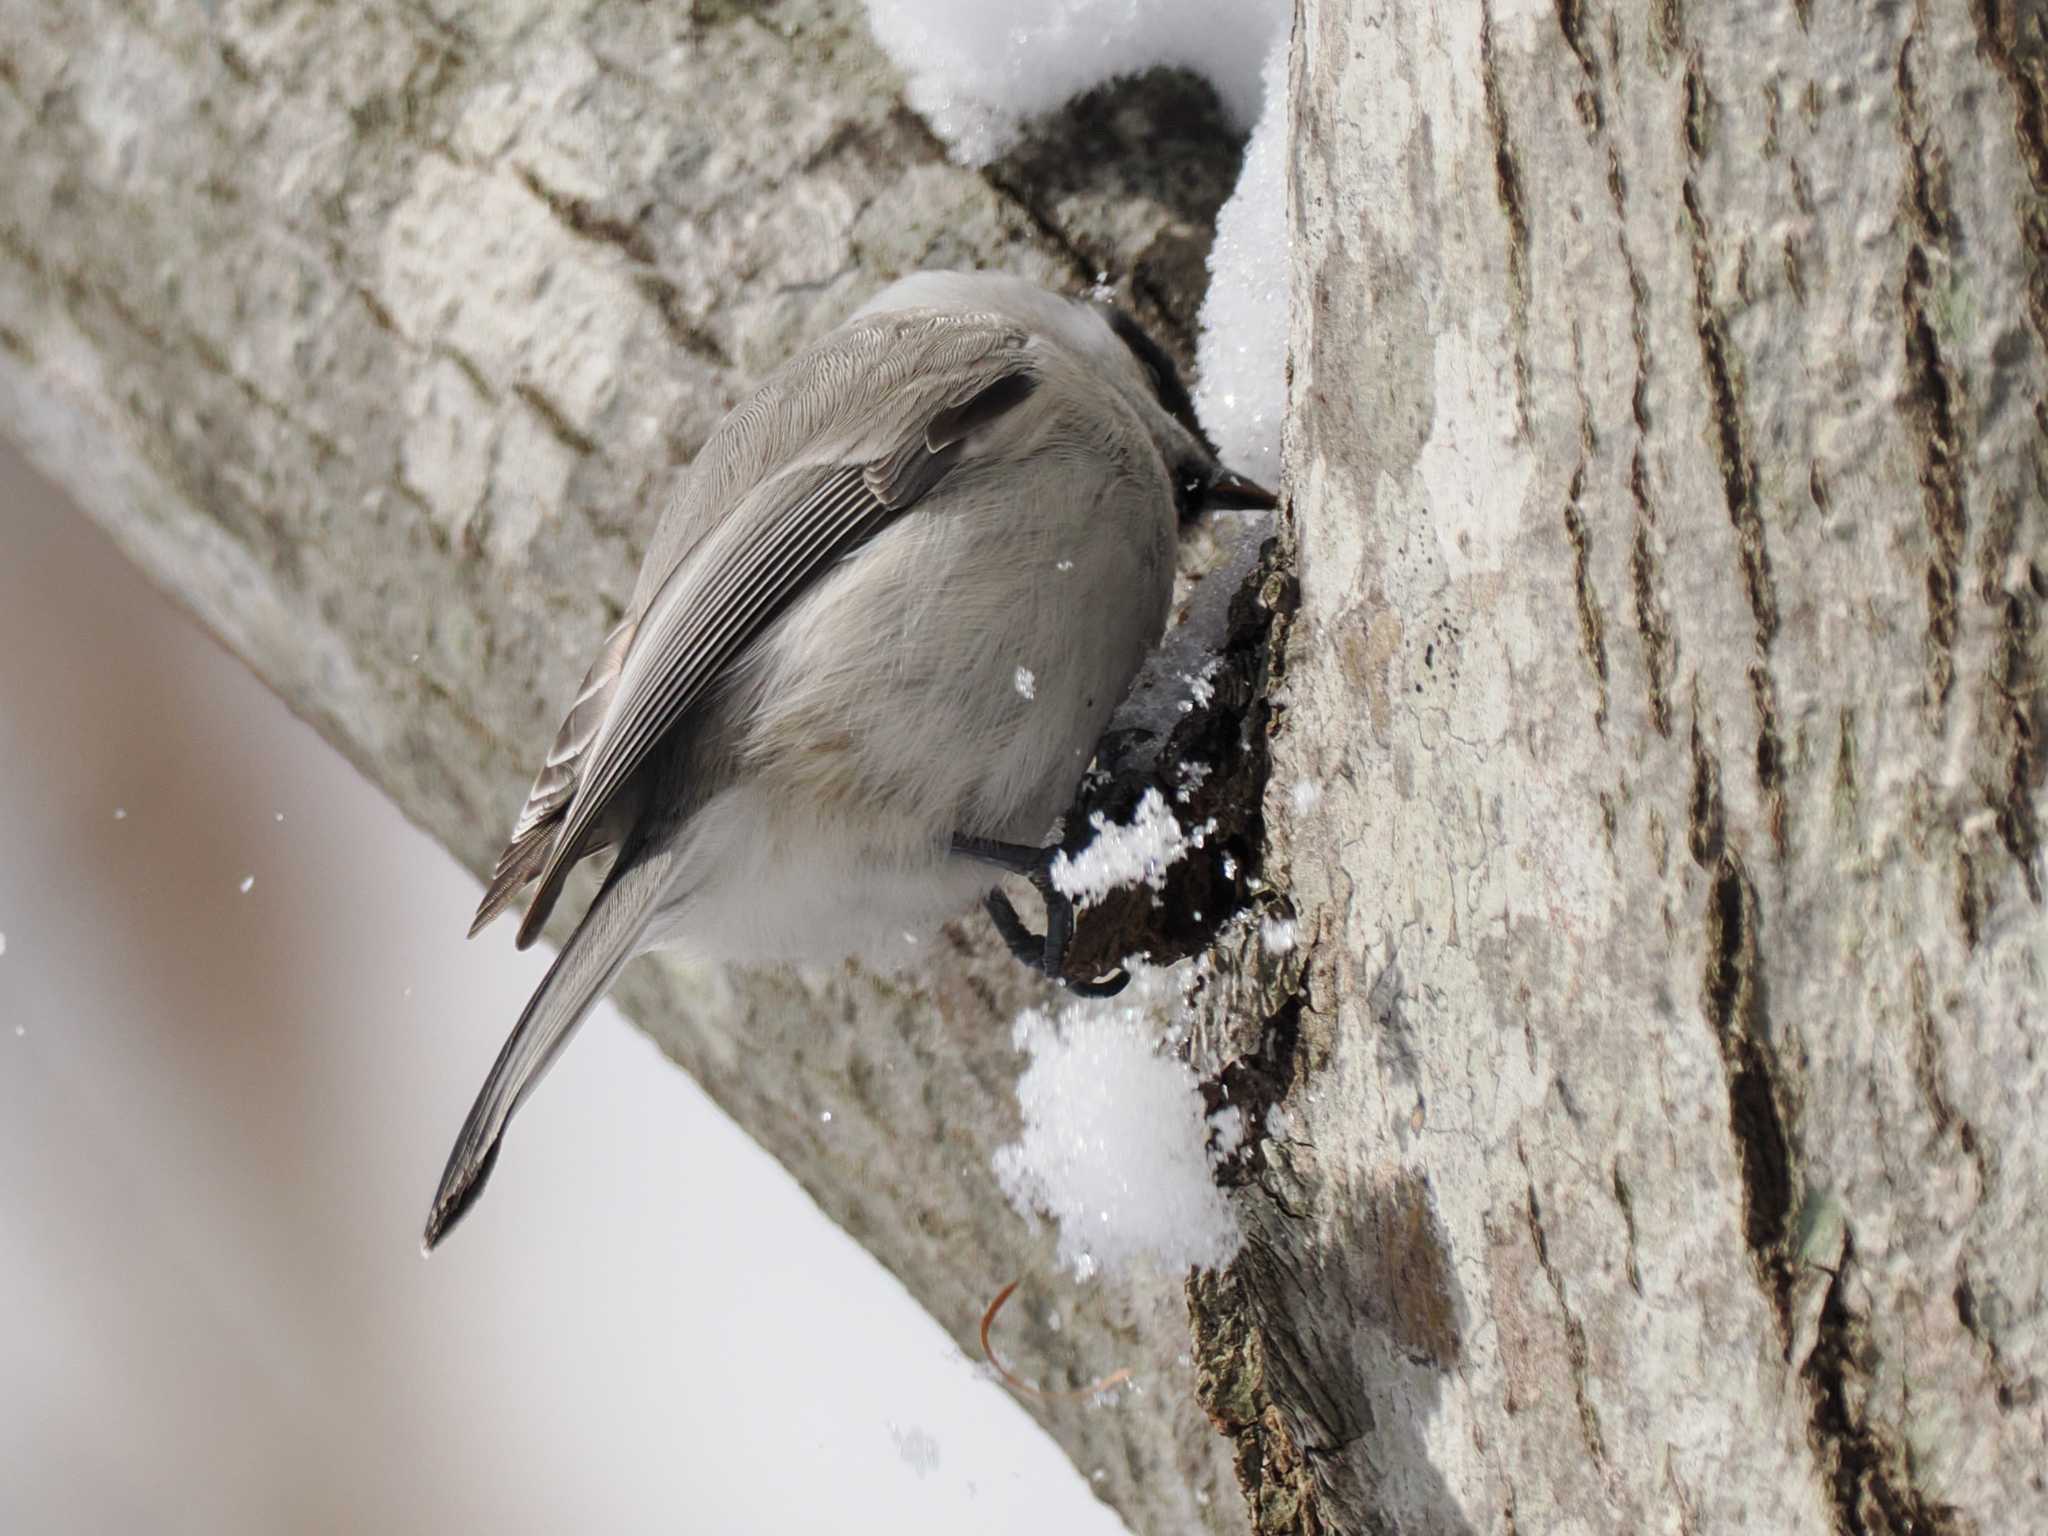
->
1192, 0, 2046, 1531
0, 3, 1256, 1529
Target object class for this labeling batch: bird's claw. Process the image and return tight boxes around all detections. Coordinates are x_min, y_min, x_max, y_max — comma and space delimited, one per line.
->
956, 836, 1130, 997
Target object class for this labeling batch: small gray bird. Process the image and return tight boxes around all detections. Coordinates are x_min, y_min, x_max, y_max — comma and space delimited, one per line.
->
425, 271, 1275, 1249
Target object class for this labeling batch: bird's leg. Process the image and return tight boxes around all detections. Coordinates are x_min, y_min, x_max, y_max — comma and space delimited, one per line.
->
951, 835, 1130, 998
980, 886, 1047, 969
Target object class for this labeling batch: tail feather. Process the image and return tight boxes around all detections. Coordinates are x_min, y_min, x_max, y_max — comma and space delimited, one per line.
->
467, 824, 554, 938
425, 838, 677, 1250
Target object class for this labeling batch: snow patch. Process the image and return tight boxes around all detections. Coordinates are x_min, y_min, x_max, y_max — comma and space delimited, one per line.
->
994, 973, 1241, 1278
1013, 665, 1037, 701
862, 0, 1286, 165
1048, 788, 1212, 907
1190, 28, 1289, 489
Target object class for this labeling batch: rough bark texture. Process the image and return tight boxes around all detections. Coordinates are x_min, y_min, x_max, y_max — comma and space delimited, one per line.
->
0, 3, 1258, 1530
1195, 0, 2047, 1531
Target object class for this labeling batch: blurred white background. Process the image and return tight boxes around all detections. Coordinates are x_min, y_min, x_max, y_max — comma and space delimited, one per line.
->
0, 439, 1127, 1536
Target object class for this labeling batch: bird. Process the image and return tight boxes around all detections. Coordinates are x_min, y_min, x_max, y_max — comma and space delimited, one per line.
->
424, 270, 1276, 1250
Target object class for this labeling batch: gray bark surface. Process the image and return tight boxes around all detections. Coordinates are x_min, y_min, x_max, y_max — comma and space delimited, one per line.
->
1192, 0, 2047, 1531
0, 3, 1256, 1529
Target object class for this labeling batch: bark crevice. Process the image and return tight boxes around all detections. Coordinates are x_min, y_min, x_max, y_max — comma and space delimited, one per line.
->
1898, 34, 1969, 725
1518, 1150, 1614, 1478
1699, 843, 1799, 1341
1801, 1238, 1975, 1536
1479, 0, 1534, 435
1563, 468, 1612, 732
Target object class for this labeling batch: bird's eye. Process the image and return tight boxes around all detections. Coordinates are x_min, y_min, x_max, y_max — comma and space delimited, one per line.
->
1173, 464, 1207, 522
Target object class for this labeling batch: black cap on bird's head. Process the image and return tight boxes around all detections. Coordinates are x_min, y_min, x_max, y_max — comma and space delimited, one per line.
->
1096, 303, 1279, 522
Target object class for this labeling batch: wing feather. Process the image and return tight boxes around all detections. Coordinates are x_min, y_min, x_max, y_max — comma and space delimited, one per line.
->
512, 465, 899, 946
468, 615, 637, 936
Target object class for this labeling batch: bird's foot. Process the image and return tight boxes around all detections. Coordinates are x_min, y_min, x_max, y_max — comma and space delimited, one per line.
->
952, 835, 1130, 998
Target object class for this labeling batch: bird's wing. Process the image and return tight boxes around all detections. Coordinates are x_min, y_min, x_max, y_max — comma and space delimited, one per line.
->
503, 317, 1041, 948
469, 615, 639, 937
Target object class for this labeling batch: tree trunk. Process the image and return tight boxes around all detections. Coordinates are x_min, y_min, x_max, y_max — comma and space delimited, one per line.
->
1193, 0, 2046, 1531
8, 0, 2047, 1532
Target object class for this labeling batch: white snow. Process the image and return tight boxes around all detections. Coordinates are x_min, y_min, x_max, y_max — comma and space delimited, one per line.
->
1191, 27, 1289, 489
112, 807, 127, 820
863, 0, 1286, 165
1047, 788, 1211, 906
1259, 915, 1298, 954
1013, 666, 1037, 701
0, 931, 7, 956
237, 875, 254, 894
994, 972, 1241, 1278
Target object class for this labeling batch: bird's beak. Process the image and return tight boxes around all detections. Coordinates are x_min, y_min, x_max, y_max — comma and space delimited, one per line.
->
1206, 467, 1279, 511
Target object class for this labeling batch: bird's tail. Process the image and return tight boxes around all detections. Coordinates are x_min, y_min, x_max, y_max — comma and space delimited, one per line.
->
423, 837, 678, 1250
